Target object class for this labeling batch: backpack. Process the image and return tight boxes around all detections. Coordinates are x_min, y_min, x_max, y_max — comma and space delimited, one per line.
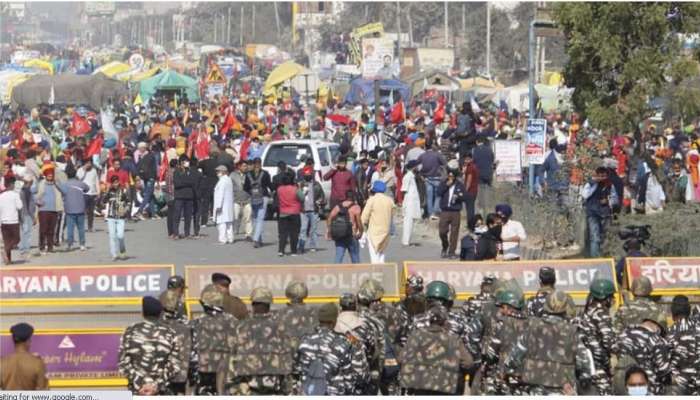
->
460, 234, 477, 260
330, 205, 353, 241
302, 357, 328, 395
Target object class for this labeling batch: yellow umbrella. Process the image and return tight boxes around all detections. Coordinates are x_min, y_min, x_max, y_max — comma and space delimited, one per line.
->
264, 61, 306, 91
94, 61, 131, 78
23, 59, 54, 75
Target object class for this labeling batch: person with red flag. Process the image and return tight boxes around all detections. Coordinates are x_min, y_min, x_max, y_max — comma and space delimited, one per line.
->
70, 112, 91, 137
434, 96, 446, 124
390, 99, 405, 124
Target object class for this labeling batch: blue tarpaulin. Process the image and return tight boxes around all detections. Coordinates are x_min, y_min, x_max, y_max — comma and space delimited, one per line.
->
343, 78, 410, 105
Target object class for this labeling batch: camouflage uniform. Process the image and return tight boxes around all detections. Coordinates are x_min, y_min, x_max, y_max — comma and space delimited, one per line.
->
275, 304, 318, 344
294, 325, 369, 395
159, 291, 192, 394
275, 281, 319, 348
118, 318, 181, 395
357, 308, 386, 394
483, 310, 529, 395
399, 306, 474, 395
612, 324, 671, 395
335, 309, 374, 394
667, 320, 700, 395
190, 284, 238, 395
158, 289, 187, 322
525, 287, 554, 318
226, 288, 296, 395
504, 314, 593, 395
576, 302, 615, 395
614, 296, 665, 333
461, 292, 495, 320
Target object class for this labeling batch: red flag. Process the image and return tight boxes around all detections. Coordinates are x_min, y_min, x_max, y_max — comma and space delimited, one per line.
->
239, 136, 251, 161
70, 112, 91, 137
159, 152, 169, 181
85, 135, 103, 159
434, 96, 446, 124
220, 107, 237, 135
10, 117, 25, 135
390, 101, 405, 124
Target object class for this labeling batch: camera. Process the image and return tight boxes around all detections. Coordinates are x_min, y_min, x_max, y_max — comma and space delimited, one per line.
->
619, 225, 651, 252
618, 225, 652, 242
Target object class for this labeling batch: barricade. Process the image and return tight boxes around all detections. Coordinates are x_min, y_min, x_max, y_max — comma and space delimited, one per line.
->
403, 258, 618, 304
184, 263, 401, 315
0, 264, 175, 306
626, 257, 700, 296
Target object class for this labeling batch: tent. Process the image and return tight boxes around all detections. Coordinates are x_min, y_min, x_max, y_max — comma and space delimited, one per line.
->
139, 69, 199, 102
93, 61, 131, 78
343, 78, 410, 105
10, 73, 128, 110
264, 61, 306, 92
23, 59, 54, 75
459, 77, 504, 91
405, 70, 461, 98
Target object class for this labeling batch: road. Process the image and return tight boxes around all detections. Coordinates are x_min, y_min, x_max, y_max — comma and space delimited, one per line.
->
18, 216, 443, 269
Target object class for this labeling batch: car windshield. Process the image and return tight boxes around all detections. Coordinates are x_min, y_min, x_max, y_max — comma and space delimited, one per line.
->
263, 144, 312, 168
328, 144, 341, 164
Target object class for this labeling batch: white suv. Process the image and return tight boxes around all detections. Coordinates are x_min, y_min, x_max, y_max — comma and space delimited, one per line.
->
260, 139, 341, 207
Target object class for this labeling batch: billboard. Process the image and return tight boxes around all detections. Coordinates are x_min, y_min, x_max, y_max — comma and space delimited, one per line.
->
0, 265, 175, 306
0, 329, 126, 386
404, 259, 617, 300
494, 140, 522, 182
361, 37, 395, 80
85, 2, 116, 16
526, 119, 547, 165
626, 257, 700, 295
185, 264, 401, 303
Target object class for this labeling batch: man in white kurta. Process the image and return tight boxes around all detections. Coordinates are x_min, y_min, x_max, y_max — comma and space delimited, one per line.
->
213, 165, 235, 244
401, 160, 422, 246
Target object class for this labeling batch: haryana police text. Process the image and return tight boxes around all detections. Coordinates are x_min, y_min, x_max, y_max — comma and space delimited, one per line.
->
0, 274, 162, 294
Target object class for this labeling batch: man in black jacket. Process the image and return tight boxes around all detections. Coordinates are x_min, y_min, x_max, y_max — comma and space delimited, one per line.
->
197, 151, 219, 228
135, 143, 158, 219
475, 213, 502, 261
244, 158, 273, 248
173, 155, 198, 239
437, 170, 466, 259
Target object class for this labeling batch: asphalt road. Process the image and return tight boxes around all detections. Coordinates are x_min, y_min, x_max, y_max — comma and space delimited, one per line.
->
17, 215, 443, 269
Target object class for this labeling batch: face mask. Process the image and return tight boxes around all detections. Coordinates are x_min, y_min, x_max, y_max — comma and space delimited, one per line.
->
304, 176, 312, 182
475, 226, 488, 234
490, 225, 503, 237
628, 386, 648, 396
182, 162, 190, 168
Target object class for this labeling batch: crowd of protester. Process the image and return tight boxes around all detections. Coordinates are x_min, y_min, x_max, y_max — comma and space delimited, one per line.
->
0, 85, 698, 265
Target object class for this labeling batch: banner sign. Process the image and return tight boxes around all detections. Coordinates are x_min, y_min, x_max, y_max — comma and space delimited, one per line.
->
0, 331, 122, 380
185, 264, 401, 302
361, 37, 395, 79
494, 140, 522, 182
404, 259, 616, 297
626, 257, 700, 294
0, 265, 174, 304
526, 119, 547, 165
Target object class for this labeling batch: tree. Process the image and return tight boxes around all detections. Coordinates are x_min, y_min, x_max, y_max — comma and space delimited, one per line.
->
553, 3, 700, 133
